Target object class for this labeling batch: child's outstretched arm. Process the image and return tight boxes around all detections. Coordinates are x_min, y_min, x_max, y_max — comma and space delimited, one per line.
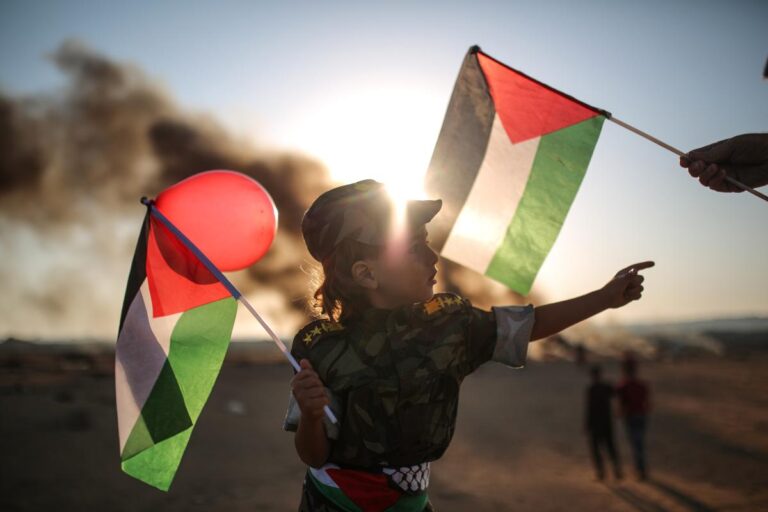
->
291, 359, 331, 468
530, 261, 654, 341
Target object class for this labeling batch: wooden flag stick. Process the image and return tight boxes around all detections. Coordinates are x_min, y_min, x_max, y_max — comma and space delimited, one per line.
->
608, 116, 768, 203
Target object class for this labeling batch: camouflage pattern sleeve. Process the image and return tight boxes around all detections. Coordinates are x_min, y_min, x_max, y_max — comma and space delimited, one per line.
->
419, 293, 534, 376
489, 303, 535, 368
282, 320, 345, 439
461, 299, 499, 375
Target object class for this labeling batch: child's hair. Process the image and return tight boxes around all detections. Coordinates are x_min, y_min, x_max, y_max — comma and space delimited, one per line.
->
309, 238, 383, 324
300, 178, 441, 323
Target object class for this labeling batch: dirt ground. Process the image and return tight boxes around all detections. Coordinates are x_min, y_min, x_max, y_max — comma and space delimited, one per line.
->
2, 351, 768, 511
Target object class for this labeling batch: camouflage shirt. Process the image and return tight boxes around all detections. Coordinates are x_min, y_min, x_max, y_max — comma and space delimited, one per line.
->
284, 293, 535, 469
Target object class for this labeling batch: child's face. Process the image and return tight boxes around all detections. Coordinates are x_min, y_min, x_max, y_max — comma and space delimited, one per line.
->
367, 224, 439, 307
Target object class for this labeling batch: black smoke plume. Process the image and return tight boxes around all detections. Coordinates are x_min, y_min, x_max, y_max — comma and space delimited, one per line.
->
0, 40, 532, 341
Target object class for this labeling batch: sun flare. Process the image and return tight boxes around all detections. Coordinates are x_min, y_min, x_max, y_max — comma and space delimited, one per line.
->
285, 82, 445, 204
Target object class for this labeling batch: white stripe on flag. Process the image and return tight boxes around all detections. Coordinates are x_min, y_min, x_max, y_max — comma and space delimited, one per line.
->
309, 464, 342, 488
115, 280, 181, 451
441, 114, 540, 273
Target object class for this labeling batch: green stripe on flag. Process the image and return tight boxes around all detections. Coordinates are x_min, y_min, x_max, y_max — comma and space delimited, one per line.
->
122, 427, 193, 492
170, 297, 236, 420
141, 360, 193, 443
122, 413, 154, 460
121, 296, 237, 490
486, 115, 605, 294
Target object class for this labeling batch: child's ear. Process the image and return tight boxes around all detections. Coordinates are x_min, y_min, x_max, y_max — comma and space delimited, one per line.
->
351, 260, 378, 289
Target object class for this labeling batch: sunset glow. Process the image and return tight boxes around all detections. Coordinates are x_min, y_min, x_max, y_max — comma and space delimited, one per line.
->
283, 82, 443, 202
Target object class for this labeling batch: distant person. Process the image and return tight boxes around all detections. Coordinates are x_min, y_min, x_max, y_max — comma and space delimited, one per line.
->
616, 355, 651, 480
585, 365, 622, 481
575, 343, 587, 365
679, 133, 768, 192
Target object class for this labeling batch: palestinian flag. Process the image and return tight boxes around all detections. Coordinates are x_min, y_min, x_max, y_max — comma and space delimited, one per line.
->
115, 210, 237, 490
307, 464, 429, 512
425, 46, 608, 295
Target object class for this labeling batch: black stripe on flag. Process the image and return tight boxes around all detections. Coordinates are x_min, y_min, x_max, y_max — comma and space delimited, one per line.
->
116, 209, 194, 451
118, 210, 150, 334
425, 46, 495, 252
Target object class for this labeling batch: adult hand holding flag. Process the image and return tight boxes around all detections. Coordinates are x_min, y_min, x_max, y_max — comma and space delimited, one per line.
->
425, 46, 765, 298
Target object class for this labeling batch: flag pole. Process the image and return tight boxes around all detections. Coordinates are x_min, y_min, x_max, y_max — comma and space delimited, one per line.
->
473, 45, 766, 203
608, 116, 768, 203
140, 197, 339, 424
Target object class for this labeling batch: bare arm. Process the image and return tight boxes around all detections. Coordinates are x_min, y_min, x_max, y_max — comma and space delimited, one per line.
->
291, 359, 331, 468
295, 415, 330, 468
531, 289, 608, 341
530, 261, 655, 341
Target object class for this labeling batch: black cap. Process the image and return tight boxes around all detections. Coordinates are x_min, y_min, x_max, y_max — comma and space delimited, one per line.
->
301, 179, 442, 262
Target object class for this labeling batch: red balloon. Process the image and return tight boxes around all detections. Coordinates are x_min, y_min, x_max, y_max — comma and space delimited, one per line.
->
155, 170, 277, 271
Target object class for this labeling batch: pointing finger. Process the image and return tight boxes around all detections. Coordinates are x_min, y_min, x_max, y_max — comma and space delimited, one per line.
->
632, 261, 655, 270
617, 261, 655, 278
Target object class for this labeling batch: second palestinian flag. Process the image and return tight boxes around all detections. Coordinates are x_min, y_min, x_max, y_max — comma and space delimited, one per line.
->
425, 46, 607, 295
115, 211, 236, 490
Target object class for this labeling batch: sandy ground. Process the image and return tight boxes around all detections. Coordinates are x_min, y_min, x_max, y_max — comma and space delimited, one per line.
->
2, 351, 768, 512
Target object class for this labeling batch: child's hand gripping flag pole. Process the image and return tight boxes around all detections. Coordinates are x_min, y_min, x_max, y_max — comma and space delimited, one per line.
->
115, 171, 336, 492
424, 46, 765, 296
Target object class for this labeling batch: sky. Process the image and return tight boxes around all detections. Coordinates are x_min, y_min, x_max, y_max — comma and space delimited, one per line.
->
1, 0, 766, 339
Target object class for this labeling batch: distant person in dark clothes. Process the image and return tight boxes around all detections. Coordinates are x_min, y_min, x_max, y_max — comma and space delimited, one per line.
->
575, 343, 587, 366
585, 365, 622, 481
616, 355, 651, 480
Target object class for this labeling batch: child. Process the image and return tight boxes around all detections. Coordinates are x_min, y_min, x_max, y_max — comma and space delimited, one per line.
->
284, 179, 653, 511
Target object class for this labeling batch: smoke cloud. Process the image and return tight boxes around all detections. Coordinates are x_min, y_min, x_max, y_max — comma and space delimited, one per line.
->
0, 40, 534, 341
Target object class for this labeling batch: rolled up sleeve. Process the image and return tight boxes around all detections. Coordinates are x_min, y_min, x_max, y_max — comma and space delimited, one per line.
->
490, 304, 535, 368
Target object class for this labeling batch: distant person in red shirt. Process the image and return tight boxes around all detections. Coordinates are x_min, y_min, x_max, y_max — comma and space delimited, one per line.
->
585, 365, 622, 481
616, 355, 651, 480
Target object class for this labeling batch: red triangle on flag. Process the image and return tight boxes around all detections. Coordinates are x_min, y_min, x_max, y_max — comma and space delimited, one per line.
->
326, 468, 402, 512
477, 52, 600, 143
146, 216, 230, 317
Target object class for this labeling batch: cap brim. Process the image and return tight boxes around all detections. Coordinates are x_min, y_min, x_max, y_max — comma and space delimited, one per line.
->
406, 199, 442, 226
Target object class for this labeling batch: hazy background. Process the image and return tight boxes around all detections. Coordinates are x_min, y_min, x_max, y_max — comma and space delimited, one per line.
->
2, 3, 768, 511
1, 0, 766, 342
